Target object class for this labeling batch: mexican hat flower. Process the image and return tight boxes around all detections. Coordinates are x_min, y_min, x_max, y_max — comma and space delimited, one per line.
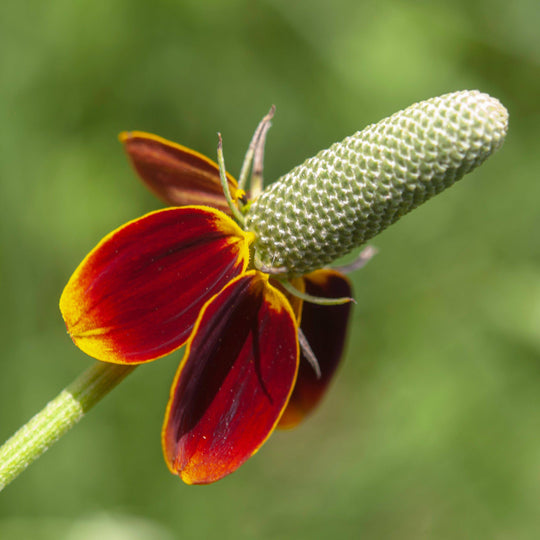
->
60, 90, 508, 484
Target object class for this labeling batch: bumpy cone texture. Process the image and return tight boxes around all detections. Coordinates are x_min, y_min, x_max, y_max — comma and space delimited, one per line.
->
246, 90, 508, 276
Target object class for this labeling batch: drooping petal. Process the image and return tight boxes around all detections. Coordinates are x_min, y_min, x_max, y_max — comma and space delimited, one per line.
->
163, 270, 298, 484
60, 206, 250, 364
278, 269, 353, 429
120, 131, 238, 214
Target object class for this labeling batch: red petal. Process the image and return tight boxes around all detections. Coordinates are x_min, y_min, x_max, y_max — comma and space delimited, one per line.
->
60, 207, 250, 364
278, 269, 353, 429
162, 271, 298, 484
120, 131, 239, 214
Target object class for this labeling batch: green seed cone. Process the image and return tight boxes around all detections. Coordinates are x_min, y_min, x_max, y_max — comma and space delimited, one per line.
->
245, 90, 508, 276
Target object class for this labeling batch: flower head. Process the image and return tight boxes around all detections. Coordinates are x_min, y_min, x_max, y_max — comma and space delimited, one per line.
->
60, 91, 508, 484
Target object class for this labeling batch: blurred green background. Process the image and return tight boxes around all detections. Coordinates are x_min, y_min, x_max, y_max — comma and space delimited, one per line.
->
1, 0, 539, 538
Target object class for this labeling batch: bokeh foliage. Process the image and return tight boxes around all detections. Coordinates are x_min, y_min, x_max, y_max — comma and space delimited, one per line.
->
1, 0, 539, 538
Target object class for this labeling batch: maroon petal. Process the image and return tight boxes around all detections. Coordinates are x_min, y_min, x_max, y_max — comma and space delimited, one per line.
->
278, 269, 353, 429
60, 207, 250, 364
120, 131, 239, 213
162, 271, 298, 484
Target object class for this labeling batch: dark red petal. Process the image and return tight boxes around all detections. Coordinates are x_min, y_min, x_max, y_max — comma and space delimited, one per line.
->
278, 269, 353, 429
60, 207, 250, 364
162, 271, 298, 484
120, 131, 239, 214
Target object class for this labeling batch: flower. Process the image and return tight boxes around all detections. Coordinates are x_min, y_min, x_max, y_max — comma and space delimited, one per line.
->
60, 91, 508, 484
60, 129, 355, 485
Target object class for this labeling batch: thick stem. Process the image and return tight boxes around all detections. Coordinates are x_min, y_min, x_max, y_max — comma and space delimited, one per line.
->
0, 361, 136, 492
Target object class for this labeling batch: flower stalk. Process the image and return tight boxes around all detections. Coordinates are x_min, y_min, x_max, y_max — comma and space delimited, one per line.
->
0, 362, 135, 491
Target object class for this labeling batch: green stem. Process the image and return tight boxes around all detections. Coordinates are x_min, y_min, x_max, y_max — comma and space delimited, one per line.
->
0, 361, 136, 492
